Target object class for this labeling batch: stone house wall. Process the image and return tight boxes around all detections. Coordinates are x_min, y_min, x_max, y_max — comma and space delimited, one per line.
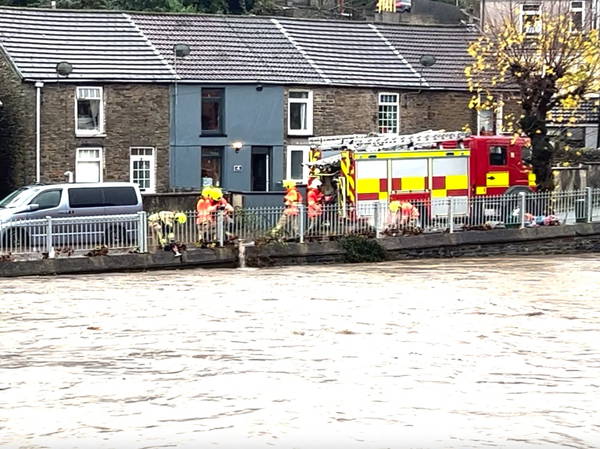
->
0, 53, 37, 196
39, 83, 170, 192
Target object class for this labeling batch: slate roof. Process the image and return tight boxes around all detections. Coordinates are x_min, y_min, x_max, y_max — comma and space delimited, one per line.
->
130, 14, 323, 84
0, 7, 174, 81
0, 6, 476, 89
550, 99, 600, 125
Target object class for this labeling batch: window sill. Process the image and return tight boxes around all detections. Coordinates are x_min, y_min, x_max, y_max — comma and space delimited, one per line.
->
76, 132, 106, 138
199, 134, 227, 138
287, 132, 314, 137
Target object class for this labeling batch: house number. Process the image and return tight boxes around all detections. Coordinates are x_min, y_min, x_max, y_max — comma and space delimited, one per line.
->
233, 165, 242, 172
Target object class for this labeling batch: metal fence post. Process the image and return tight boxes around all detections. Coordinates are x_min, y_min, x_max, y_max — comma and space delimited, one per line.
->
217, 210, 224, 247
46, 216, 54, 258
448, 198, 454, 233
137, 211, 148, 253
586, 187, 593, 223
519, 192, 526, 228
374, 202, 381, 238
298, 204, 305, 243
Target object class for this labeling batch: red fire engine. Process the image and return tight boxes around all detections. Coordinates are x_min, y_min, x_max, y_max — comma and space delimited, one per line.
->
307, 130, 536, 219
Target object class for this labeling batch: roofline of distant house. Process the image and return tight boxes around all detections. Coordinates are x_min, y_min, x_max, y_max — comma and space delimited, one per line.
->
0, 5, 476, 30
19, 77, 480, 92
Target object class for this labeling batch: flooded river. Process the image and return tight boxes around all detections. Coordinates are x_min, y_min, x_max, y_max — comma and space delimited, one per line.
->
1, 255, 600, 449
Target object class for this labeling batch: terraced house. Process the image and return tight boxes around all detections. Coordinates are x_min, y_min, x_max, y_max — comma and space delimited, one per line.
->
0, 6, 482, 203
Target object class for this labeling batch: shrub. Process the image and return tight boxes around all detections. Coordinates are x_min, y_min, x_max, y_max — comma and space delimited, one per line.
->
339, 235, 386, 263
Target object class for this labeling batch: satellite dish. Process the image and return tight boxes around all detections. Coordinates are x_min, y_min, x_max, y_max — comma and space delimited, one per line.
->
174, 43, 191, 58
419, 55, 437, 67
55, 61, 73, 77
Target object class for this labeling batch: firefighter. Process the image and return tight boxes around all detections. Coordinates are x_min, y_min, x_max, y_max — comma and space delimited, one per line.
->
307, 178, 323, 233
196, 186, 217, 243
209, 186, 235, 240
386, 200, 420, 232
271, 180, 303, 237
148, 211, 187, 256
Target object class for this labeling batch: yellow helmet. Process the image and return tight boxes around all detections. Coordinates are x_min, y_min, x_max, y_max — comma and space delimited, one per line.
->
389, 201, 401, 213
201, 186, 213, 198
175, 212, 187, 224
209, 187, 223, 200
282, 179, 296, 189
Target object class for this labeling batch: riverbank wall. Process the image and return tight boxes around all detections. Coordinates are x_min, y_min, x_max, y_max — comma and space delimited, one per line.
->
2, 223, 600, 277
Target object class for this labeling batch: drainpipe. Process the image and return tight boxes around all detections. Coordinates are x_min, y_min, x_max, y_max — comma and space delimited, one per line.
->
35, 81, 44, 184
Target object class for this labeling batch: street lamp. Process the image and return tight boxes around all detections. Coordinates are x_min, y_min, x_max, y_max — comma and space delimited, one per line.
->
418, 54, 436, 88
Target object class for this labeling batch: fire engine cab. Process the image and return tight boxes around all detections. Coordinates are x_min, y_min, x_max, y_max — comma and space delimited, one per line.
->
307, 130, 536, 218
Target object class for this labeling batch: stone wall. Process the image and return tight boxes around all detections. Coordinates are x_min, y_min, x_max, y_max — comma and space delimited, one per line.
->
40, 83, 170, 191
284, 86, 477, 143
0, 52, 37, 196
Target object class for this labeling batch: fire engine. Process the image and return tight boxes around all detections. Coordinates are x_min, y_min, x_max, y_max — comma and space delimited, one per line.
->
306, 129, 536, 220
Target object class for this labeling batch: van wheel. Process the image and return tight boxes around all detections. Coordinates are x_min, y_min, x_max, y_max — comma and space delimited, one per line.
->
3, 229, 31, 251
105, 226, 129, 246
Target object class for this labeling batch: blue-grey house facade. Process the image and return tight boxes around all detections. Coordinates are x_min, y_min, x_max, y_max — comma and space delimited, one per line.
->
170, 84, 284, 192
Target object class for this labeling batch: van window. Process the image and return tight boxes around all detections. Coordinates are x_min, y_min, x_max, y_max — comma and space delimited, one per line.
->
30, 190, 62, 210
69, 188, 104, 208
103, 187, 138, 206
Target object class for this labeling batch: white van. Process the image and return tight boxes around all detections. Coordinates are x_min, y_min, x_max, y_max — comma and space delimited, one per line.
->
0, 182, 143, 248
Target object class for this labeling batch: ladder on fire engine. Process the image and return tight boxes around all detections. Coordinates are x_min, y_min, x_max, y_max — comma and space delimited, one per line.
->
308, 129, 469, 152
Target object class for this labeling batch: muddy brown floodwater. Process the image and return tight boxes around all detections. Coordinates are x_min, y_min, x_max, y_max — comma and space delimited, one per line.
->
1, 255, 600, 449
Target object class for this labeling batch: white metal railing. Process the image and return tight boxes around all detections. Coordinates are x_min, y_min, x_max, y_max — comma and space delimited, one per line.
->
2, 188, 600, 260
0, 212, 145, 259
147, 188, 600, 249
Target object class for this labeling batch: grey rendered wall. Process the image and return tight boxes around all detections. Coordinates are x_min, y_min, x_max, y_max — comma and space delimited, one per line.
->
171, 84, 284, 192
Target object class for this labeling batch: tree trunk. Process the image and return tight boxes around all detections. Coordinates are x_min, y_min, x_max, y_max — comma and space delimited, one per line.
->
520, 114, 555, 191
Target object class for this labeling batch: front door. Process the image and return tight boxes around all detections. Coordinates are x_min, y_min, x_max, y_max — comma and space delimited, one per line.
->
251, 146, 271, 191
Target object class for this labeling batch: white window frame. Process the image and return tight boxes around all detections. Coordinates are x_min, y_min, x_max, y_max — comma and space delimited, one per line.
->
521, 4, 542, 35
569, 0, 585, 30
75, 86, 104, 137
130, 147, 156, 193
286, 145, 310, 183
287, 90, 313, 136
476, 95, 504, 135
75, 147, 103, 183
378, 92, 400, 134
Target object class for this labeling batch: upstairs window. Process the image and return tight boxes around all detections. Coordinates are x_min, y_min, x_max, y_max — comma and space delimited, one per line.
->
521, 4, 542, 35
288, 90, 313, 136
378, 93, 399, 134
570, 1, 584, 30
201, 88, 224, 135
76, 87, 103, 136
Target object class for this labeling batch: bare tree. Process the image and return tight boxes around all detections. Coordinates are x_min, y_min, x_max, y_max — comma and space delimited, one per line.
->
466, 0, 600, 190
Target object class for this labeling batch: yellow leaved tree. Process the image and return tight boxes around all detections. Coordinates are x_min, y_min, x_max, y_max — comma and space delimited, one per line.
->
466, 1, 600, 190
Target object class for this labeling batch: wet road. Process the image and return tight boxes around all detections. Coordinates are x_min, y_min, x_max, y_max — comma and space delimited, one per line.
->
1, 255, 600, 449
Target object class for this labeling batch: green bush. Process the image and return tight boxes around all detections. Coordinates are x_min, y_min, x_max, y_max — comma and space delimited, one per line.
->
339, 235, 386, 263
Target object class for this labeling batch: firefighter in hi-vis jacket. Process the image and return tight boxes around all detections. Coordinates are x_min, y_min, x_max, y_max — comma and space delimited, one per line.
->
196, 186, 234, 243
271, 180, 303, 237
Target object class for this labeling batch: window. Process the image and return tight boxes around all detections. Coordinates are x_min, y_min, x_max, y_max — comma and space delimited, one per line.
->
103, 187, 138, 206
68, 187, 138, 208
477, 96, 503, 135
489, 146, 507, 165
76, 87, 103, 136
288, 90, 313, 135
378, 93, 399, 134
201, 88, 224, 135
68, 188, 104, 208
286, 145, 309, 183
521, 4, 542, 34
30, 190, 61, 210
570, 1, 584, 30
76, 148, 103, 183
201, 147, 223, 187
130, 147, 155, 193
